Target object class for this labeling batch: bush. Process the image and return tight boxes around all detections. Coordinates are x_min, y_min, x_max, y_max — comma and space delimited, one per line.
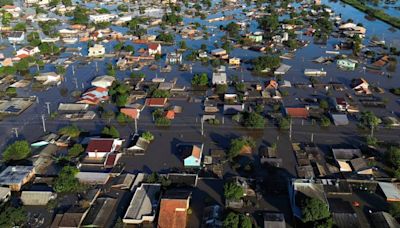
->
0, 207, 27, 227
191, 73, 209, 86
301, 197, 331, 223
59, 125, 81, 138
243, 112, 265, 129
228, 136, 256, 159
320, 116, 331, 127
2, 140, 31, 162
141, 131, 154, 141
102, 125, 120, 138
54, 166, 84, 193
389, 202, 400, 219
68, 144, 84, 158
224, 182, 244, 200
279, 117, 290, 130
366, 135, 378, 146
155, 117, 171, 126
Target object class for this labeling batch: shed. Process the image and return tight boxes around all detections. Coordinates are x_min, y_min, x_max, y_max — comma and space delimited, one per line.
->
331, 114, 349, 126
21, 191, 55, 205
76, 172, 110, 185
378, 182, 400, 202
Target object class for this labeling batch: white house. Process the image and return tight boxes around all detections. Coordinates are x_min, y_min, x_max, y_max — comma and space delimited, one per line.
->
88, 44, 105, 57
91, 75, 115, 88
184, 144, 204, 168
89, 14, 118, 23
212, 72, 227, 85
24, 0, 49, 5
34, 72, 62, 86
148, 43, 161, 56
8, 31, 25, 44
16, 46, 40, 57
86, 138, 123, 158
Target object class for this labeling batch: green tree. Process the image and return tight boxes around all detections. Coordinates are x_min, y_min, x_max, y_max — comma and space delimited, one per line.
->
14, 22, 26, 31
223, 212, 239, 228
224, 182, 244, 200
179, 40, 187, 49
59, 125, 81, 138
54, 166, 83, 193
152, 89, 170, 98
2, 140, 31, 162
68, 144, 84, 158
389, 202, 400, 219
319, 99, 329, 110
359, 111, 381, 137
191, 73, 209, 86
225, 21, 240, 38
243, 112, 265, 129
320, 116, 331, 127
155, 117, 171, 126
71, 6, 89, 25
386, 147, 400, 168
0, 207, 27, 227
142, 131, 154, 141
228, 136, 256, 159
278, 117, 290, 130
301, 197, 331, 223
239, 214, 252, 228
2, 12, 12, 26
102, 125, 120, 138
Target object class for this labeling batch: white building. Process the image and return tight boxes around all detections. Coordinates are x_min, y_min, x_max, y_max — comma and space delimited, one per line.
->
89, 14, 118, 23
88, 44, 105, 57
91, 75, 115, 88
8, 31, 25, 44
24, 0, 49, 5
212, 72, 227, 85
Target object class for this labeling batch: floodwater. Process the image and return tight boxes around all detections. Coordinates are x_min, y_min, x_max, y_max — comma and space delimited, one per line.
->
0, 0, 399, 147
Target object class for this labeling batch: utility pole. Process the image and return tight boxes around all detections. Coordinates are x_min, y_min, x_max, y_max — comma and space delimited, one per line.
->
41, 114, 46, 132
12, 128, 18, 138
45, 102, 51, 115
289, 118, 293, 140
311, 133, 314, 143
134, 118, 138, 134
95, 61, 98, 72
73, 78, 78, 89
201, 117, 204, 135
72, 65, 75, 75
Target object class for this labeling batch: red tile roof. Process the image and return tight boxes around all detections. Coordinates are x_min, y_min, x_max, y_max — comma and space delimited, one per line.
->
158, 198, 188, 228
285, 107, 309, 118
191, 145, 201, 159
86, 139, 114, 153
165, 110, 175, 120
121, 108, 140, 119
105, 153, 117, 167
148, 43, 160, 50
145, 98, 167, 107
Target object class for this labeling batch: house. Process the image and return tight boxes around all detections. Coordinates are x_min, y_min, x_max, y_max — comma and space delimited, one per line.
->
165, 110, 175, 120
123, 183, 161, 224
75, 172, 110, 185
126, 135, 150, 155
148, 43, 161, 55
145, 98, 167, 107
331, 114, 349, 126
224, 104, 245, 115
0, 166, 35, 191
158, 190, 191, 228
81, 197, 118, 227
24, 0, 49, 5
249, 34, 263, 43
89, 14, 117, 23
8, 31, 25, 43
333, 98, 349, 112
351, 78, 370, 94
79, 87, 109, 105
304, 68, 327, 77
371, 211, 400, 228
35, 72, 62, 86
51, 207, 87, 228
0, 187, 11, 204
263, 212, 286, 228
166, 52, 182, 64
211, 48, 227, 56
274, 64, 291, 75
337, 59, 356, 70
16, 46, 40, 58
183, 144, 204, 168
91, 75, 115, 88
21, 191, 55, 205
86, 138, 123, 158
88, 44, 105, 57
120, 108, 140, 119
285, 107, 309, 119
332, 149, 362, 172
377, 182, 400, 202
212, 72, 227, 85
229, 57, 240, 66
266, 80, 278, 90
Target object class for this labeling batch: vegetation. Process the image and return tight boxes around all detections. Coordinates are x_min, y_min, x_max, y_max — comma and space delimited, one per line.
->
243, 112, 265, 129
252, 55, 281, 72
320, 115, 331, 127
102, 125, 120, 138
109, 82, 131, 107
54, 166, 84, 193
2, 140, 31, 162
228, 136, 256, 159
301, 197, 332, 227
0, 207, 27, 227
145, 171, 171, 187
359, 111, 381, 137
152, 89, 170, 98
191, 73, 209, 86
389, 202, 400, 219
141, 131, 154, 141
59, 125, 81, 138
224, 182, 244, 200
68, 144, 84, 158
390, 88, 400, 96
223, 212, 252, 228
156, 32, 174, 43
340, 0, 400, 28
278, 117, 290, 130
71, 6, 89, 25
155, 117, 171, 126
